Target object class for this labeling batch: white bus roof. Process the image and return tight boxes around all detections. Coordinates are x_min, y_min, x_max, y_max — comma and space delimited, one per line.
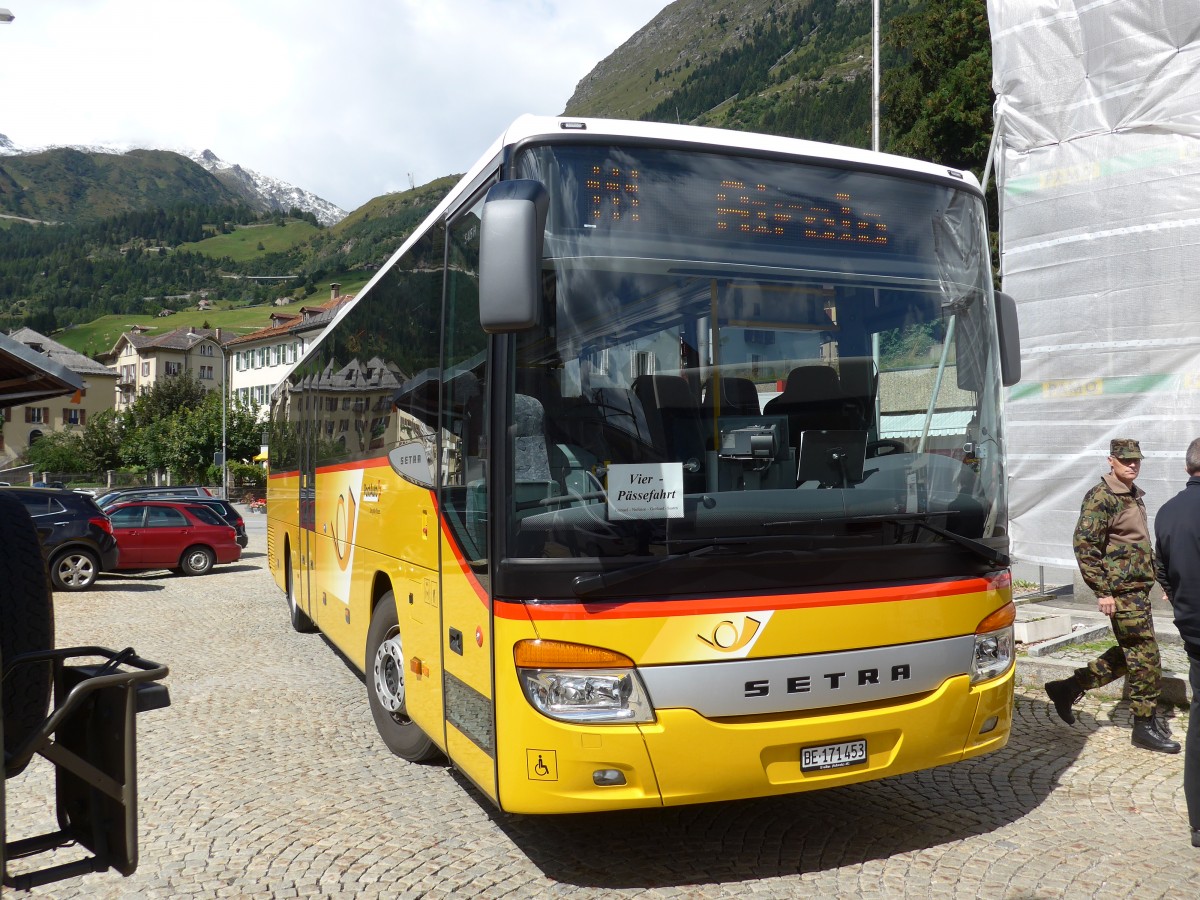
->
495, 115, 980, 189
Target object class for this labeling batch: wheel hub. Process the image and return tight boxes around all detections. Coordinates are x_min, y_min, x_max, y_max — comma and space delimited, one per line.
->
373, 635, 405, 713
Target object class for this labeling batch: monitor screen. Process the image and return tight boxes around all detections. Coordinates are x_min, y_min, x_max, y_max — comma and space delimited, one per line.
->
797, 430, 867, 487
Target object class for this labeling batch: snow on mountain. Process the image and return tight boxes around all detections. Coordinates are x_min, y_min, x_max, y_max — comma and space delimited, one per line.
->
186, 149, 346, 226
0, 134, 347, 226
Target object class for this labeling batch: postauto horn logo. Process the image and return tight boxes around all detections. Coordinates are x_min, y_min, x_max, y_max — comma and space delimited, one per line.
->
698, 615, 764, 653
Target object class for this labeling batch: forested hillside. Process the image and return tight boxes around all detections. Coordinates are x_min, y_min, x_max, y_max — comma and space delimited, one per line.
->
0, 177, 455, 335
641, 0, 876, 149
0, 148, 245, 224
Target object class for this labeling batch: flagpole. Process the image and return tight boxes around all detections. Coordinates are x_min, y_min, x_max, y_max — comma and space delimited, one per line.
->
872, 0, 880, 153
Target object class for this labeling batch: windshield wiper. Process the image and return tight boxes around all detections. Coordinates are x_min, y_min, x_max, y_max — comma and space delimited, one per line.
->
770, 512, 1009, 567
572, 541, 750, 598
883, 515, 1009, 567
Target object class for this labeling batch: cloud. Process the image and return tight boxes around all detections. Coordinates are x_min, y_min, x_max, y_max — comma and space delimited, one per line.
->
0, 0, 670, 210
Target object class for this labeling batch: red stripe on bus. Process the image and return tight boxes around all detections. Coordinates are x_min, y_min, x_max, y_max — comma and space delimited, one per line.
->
492, 577, 993, 620
437, 498, 492, 607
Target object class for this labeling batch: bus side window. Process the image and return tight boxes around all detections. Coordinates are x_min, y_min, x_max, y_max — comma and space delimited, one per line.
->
443, 195, 489, 565
512, 393, 561, 513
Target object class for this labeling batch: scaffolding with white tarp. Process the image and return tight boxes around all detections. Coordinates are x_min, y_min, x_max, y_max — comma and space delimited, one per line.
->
988, 1, 1200, 571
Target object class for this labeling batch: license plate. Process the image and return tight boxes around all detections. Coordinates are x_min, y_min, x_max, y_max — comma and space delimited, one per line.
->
801, 739, 868, 772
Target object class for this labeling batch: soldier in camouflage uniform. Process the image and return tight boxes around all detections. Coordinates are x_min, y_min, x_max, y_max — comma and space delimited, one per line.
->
1044, 438, 1181, 753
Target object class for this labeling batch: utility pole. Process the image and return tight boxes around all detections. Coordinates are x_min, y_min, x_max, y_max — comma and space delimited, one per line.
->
872, 0, 880, 153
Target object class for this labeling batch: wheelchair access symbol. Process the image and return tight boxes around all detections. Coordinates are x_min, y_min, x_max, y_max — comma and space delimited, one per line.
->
527, 749, 558, 781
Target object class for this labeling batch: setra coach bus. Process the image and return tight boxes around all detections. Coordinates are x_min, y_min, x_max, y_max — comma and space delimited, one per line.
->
266, 115, 1022, 814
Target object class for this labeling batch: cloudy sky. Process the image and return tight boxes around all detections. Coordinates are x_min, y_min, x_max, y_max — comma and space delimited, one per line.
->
0, 0, 672, 212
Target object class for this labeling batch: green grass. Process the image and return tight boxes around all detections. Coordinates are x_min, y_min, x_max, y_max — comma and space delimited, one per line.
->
1069, 638, 1118, 654
54, 271, 375, 357
179, 221, 320, 262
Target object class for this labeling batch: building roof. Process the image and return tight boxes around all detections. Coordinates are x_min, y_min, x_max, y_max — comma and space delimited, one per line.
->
7, 327, 117, 378
104, 325, 222, 360
0, 331, 84, 404
225, 295, 353, 348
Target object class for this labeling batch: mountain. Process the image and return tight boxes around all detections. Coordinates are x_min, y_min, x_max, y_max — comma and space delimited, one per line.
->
563, 0, 788, 120
565, 0, 889, 151
187, 149, 346, 227
0, 136, 346, 227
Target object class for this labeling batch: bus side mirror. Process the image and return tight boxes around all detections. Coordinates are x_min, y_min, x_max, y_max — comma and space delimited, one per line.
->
479, 179, 548, 333
995, 291, 1021, 386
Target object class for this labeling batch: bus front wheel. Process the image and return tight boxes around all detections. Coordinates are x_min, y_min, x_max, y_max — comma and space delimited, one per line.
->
366, 593, 440, 762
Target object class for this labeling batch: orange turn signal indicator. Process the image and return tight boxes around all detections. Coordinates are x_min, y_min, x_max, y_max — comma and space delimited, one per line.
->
513, 639, 634, 669
976, 601, 1016, 634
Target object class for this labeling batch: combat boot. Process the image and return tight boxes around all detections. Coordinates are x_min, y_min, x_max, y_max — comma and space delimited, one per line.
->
1132, 715, 1181, 753
1153, 712, 1174, 739
1044, 676, 1083, 724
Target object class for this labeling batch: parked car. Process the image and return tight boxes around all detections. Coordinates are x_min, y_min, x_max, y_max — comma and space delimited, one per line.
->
0, 486, 119, 591
102, 495, 248, 548
32, 481, 67, 490
186, 498, 248, 548
94, 485, 213, 508
105, 500, 241, 576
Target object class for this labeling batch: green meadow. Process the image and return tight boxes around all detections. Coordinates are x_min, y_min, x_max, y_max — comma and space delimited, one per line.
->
179, 220, 321, 262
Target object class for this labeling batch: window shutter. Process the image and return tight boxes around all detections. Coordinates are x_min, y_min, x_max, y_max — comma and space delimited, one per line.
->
62, 408, 69, 425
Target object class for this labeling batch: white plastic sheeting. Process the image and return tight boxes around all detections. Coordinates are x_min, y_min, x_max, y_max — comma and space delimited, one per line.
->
989, 1, 1200, 569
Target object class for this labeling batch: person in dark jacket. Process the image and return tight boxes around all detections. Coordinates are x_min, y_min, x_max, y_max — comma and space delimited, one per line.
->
1044, 438, 1179, 753
1152, 436, 1200, 848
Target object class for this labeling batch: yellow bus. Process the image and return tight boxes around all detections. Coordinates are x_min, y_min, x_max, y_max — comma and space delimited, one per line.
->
266, 116, 1021, 814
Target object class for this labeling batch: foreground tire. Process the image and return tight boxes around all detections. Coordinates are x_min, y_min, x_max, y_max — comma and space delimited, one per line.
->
179, 545, 214, 576
286, 553, 316, 633
0, 493, 54, 775
49, 547, 100, 591
366, 593, 439, 762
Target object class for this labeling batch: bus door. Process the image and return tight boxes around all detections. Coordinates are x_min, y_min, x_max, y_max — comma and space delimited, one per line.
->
437, 199, 498, 802
296, 413, 319, 626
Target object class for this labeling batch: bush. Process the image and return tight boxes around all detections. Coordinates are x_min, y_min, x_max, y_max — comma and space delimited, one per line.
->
227, 460, 265, 489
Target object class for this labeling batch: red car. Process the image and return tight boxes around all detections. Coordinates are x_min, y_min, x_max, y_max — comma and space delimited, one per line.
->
106, 499, 242, 576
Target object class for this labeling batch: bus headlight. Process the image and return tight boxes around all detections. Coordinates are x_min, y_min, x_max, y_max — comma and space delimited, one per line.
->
514, 640, 656, 724
971, 601, 1016, 685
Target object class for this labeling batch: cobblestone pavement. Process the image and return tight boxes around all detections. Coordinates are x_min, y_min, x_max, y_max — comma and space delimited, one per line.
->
6, 524, 1200, 898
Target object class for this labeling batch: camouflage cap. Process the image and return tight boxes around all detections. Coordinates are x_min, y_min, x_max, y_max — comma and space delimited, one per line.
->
1110, 438, 1144, 460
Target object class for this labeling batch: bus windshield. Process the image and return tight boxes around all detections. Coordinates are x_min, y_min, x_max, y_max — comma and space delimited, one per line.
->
499, 144, 1006, 592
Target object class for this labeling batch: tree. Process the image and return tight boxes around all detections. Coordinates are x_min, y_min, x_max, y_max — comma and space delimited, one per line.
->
882, 0, 994, 174
25, 430, 90, 474
161, 390, 263, 483
120, 371, 208, 474
125, 370, 207, 432
78, 407, 123, 471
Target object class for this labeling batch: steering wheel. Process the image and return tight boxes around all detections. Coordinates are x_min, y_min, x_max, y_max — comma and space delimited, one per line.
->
866, 439, 906, 458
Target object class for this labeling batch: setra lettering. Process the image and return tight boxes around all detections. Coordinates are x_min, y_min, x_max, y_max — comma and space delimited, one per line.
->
745, 663, 913, 698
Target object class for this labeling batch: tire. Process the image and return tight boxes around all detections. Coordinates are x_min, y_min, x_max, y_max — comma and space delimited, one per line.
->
366, 593, 440, 762
179, 545, 215, 576
0, 493, 55, 776
286, 552, 316, 633
49, 547, 100, 592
